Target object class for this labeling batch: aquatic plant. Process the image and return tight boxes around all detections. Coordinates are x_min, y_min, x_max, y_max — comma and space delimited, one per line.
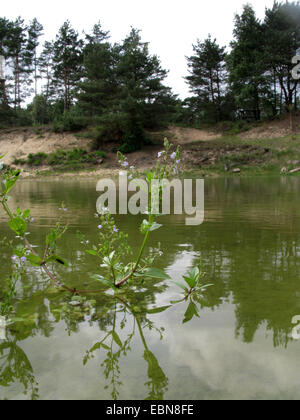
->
0, 145, 212, 323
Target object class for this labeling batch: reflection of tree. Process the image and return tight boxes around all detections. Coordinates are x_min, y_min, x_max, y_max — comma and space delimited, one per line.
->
0, 337, 39, 400
1, 176, 300, 400
173, 178, 300, 348
84, 295, 168, 400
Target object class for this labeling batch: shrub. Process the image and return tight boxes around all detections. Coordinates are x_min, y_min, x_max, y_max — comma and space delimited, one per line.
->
52, 110, 89, 133
27, 152, 47, 166
20, 148, 106, 168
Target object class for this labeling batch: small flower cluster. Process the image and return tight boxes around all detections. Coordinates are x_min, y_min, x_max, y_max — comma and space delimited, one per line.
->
117, 152, 136, 180
156, 138, 181, 178
80, 209, 131, 264
58, 202, 68, 212
11, 253, 28, 264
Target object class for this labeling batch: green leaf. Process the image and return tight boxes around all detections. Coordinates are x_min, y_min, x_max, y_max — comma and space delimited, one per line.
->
183, 302, 199, 324
146, 305, 171, 314
8, 217, 27, 235
183, 275, 196, 289
27, 253, 43, 266
149, 222, 163, 232
190, 266, 200, 279
86, 249, 98, 256
3, 171, 20, 194
112, 331, 122, 348
146, 171, 154, 184
109, 251, 116, 260
91, 274, 113, 288
140, 219, 150, 234
22, 209, 30, 219
143, 267, 171, 279
101, 343, 110, 350
170, 298, 185, 304
172, 280, 188, 292
46, 229, 56, 245
197, 283, 213, 291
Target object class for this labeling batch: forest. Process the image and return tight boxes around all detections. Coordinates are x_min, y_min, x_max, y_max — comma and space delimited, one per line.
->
0, 1, 300, 152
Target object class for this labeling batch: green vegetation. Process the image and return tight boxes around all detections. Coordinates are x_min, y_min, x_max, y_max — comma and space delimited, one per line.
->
13, 148, 106, 168
1, 2, 300, 153
0, 146, 211, 323
181, 133, 300, 176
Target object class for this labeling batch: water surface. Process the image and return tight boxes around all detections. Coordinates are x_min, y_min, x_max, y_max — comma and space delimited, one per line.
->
0, 176, 300, 400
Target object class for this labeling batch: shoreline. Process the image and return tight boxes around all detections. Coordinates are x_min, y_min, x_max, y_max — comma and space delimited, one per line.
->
15, 165, 300, 180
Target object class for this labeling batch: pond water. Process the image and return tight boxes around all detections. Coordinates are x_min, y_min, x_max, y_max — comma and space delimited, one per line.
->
1, 176, 300, 400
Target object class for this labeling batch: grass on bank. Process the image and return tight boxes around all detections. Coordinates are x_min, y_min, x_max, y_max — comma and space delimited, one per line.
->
13, 148, 106, 169
180, 133, 300, 177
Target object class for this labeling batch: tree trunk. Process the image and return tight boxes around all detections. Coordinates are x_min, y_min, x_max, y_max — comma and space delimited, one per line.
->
0, 79, 8, 106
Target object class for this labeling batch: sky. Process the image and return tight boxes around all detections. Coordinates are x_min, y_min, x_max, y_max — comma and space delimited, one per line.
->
2, 0, 276, 99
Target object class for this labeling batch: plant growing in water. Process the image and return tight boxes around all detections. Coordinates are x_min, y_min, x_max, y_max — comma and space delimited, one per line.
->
0, 145, 212, 323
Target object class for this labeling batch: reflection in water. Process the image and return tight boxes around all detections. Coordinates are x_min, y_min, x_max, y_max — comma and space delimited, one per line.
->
0, 285, 169, 400
0, 337, 39, 400
84, 297, 168, 400
0, 176, 300, 399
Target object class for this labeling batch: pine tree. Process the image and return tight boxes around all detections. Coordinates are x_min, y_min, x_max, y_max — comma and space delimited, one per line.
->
84, 21, 110, 45
77, 21, 114, 117
78, 42, 117, 117
38, 41, 56, 103
115, 28, 171, 150
0, 18, 10, 106
53, 21, 83, 111
5, 17, 30, 108
186, 35, 227, 122
264, 2, 300, 112
27, 18, 43, 96
78, 27, 172, 151
227, 5, 269, 120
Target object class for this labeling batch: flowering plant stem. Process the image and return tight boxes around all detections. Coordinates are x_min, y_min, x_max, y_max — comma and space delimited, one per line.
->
0, 197, 75, 294
115, 228, 151, 288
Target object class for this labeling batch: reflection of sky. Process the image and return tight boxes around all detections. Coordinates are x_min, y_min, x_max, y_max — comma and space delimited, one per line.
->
161, 307, 300, 400
2, 177, 300, 399
11, 297, 300, 400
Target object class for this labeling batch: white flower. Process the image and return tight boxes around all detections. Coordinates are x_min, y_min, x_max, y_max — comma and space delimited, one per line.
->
121, 161, 129, 167
170, 152, 176, 160
157, 152, 163, 158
